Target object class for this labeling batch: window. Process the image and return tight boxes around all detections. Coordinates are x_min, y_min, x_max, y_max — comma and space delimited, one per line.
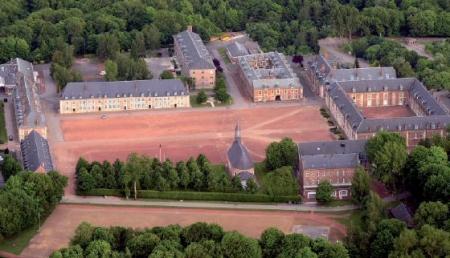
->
307, 192, 316, 199
339, 190, 348, 198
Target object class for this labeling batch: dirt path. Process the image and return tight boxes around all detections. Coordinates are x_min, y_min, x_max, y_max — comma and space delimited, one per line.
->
319, 37, 369, 67
21, 204, 348, 258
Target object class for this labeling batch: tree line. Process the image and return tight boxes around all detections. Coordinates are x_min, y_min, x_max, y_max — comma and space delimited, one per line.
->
76, 154, 259, 199
51, 222, 348, 258
2, 0, 450, 65
349, 37, 450, 90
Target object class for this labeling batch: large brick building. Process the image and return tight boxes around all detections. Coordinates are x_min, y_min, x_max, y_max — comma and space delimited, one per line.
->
173, 27, 216, 89
325, 78, 450, 147
60, 79, 190, 114
305, 55, 396, 97
298, 140, 367, 201
237, 52, 303, 102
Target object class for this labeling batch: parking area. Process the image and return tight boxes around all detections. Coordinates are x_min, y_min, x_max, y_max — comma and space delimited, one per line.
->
144, 57, 175, 78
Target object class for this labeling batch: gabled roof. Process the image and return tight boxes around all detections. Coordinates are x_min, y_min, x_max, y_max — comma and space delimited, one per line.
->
299, 140, 367, 156
173, 30, 215, 70
62, 79, 187, 99
302, 153, 359, 169
328, 83, 364, 129
20, 130, 53, 172
227, 124, 254, 170
227, 42, 249, 58
390, 203, 414, 227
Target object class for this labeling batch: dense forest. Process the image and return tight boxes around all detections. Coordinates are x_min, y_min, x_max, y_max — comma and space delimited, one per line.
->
1, 0, 450, 64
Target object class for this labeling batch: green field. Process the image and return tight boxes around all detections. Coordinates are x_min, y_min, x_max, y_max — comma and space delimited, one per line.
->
0, 225, 39, 255
0, 103, 7, 144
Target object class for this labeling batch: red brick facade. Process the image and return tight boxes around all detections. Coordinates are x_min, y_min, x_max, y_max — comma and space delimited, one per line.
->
300, 167, 355, 202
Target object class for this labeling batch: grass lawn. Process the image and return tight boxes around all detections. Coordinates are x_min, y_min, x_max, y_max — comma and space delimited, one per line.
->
0, 103, 7, 144
189, 94, 232, 108
0, 225, 39, 255
218, 48, 231, 64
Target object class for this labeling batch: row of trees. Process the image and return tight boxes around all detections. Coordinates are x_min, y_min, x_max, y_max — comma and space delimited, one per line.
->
349, 37, 450, 90
51, 222, 348, 258
76, 154, 258, 199
0, 171, 67, 239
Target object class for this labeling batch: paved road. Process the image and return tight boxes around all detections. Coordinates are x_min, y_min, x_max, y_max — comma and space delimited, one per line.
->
62, 195, 359, 212
319, 38, 369, 67
207, 42, 250, 108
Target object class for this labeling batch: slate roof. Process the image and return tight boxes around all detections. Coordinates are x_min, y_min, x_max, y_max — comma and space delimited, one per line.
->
238, 52, 301, 89
299, 140, 367, 170
20, 130, 53, 172
62, 79, 188, 99
307, 55, 396, 85
328, 83, 364, 129
227, 124, 254, 170
390, 203, 414, 227
302, 153, 359, 169
227, 42, 249, 58
299, 140, 367, 156
173, 30, 215, 70
9, 58, 46, 128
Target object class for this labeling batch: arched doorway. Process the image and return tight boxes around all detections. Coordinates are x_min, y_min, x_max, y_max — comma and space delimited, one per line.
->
275, 95, 281, 101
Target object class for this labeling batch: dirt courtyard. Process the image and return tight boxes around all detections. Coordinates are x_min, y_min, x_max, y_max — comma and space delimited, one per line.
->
53, 105, 334, 195
21, 204, 348, 258
360, 105, 416, 119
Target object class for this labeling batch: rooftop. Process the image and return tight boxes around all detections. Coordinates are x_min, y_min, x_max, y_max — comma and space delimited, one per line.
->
174, 30, 215, 70
307, 55, 396, 84
7, 58, 46, 128
20, 130, 53, 172
238, 52, 301, 89
227, 42, 249, 58
62, 79, 188, 99
326, 78, 450, 133
227, 123, 254, 170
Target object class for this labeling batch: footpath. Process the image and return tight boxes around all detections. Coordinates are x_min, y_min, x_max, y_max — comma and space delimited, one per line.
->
62, 195, 359, 213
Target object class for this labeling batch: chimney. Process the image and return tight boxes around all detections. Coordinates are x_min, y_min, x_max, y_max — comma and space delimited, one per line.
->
187, 25, 193, 32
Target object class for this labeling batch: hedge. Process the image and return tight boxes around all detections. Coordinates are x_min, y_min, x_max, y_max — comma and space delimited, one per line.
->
80, 189, 300, 203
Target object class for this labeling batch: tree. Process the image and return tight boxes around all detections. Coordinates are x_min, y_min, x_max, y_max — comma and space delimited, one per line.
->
76, 157, 90, 174
124, 153, 144, 199
77, 168, 96, 192
261, 166, 298, 197
260, 228, 284, 258
366, 132, 405, 161
127, 232, 160, 258
160, 70, 174, 80
142, 25, 161, 50
351, 167, 370, 205
85, 240, 112, 257
316, 181, 334, 204
278, 234, 311, 258
354, 58, 360, 68
181, 222, 224, 245
221, 231, 262, 258
265, 138, 298, 170
130, 32, 146, 59
196, 90, 208, 104
177, 161, 190, 190
369, 219, 406, 258
372, 141, 407, 190
246, 178, 258, 193
1, 154, 22, 180
104, 60, 118, 81
414, 201, 449, 229
97, 34, 120, 60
